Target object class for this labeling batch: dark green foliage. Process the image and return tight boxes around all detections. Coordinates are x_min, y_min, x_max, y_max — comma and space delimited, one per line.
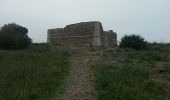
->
92, 43, 170, 100
119, 34, 148, 50
127, 50, 168, 63
126, 42, 170, 62
0, 44, 70, 100
0, 23, 32, 49
92, 65, 169, 100
149, 42, 170, 52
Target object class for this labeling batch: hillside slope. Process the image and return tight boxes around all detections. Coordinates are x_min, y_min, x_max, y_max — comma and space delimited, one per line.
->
92, 44, 170, 100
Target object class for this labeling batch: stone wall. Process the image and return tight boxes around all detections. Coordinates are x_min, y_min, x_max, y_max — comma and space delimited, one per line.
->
101, 30, 117, 47
47, 21, 117, 49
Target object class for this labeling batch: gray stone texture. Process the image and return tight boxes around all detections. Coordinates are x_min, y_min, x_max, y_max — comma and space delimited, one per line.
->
47, 21, 117, 48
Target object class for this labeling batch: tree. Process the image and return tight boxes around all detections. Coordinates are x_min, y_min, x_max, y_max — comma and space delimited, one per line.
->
119, 34, 148, 50
0, 23, 32, 49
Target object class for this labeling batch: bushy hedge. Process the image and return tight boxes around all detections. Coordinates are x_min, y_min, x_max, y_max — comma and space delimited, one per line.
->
0, 23, 32, 49
119, 34, 148, 50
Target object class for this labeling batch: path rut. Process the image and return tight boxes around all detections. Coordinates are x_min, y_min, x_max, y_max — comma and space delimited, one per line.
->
57, 53, 98, 100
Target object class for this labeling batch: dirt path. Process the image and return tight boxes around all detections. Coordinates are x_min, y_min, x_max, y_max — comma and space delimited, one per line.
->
57, 52, 100, 100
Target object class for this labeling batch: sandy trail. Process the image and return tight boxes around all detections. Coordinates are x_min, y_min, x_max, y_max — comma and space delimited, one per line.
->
57, 52, 99, 100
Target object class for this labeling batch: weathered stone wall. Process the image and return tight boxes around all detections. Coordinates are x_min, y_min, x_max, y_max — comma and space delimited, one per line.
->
47, 21, 117, 49
63, 22, 102, 36
92, 22, 103, 46
101, 30, 117, 47
47, 28, 64, 43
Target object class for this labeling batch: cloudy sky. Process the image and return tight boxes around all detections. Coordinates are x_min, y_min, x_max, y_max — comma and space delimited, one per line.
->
0, 0, 170, 43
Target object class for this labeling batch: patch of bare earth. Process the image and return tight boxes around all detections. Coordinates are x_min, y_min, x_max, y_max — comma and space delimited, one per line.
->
57, 52, 101, 100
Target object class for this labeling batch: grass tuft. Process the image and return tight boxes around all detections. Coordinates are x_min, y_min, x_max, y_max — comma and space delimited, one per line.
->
0, 44, 70, 100
92, 64, 169, 100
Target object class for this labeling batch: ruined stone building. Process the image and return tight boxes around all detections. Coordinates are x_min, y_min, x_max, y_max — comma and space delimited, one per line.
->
47, 21, 117, 49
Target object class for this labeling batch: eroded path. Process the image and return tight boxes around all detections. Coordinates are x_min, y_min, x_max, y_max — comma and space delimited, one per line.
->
57, 52, 100, 100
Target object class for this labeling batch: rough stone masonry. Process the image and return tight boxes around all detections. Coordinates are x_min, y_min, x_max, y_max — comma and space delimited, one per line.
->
47, 21, 117, 49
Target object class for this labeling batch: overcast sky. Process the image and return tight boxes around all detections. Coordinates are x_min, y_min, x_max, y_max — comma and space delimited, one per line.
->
0, 0, 170, 43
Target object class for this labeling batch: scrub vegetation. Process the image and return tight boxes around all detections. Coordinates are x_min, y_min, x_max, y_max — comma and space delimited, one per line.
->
0, 44, 70, 100
92, 43, 170, 100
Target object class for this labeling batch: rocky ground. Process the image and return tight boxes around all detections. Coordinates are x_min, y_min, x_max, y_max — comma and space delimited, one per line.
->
57, 51, 102, 100
57, 45, 170, 100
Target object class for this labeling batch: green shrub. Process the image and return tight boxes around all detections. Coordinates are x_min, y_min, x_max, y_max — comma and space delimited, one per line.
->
119, 34, 148, 50
92, 64, 169, 100
0, 48, 70, 100
0, 23, 32, 49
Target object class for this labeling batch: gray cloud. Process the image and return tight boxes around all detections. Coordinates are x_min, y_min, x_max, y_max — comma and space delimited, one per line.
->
0, 0, 170, 42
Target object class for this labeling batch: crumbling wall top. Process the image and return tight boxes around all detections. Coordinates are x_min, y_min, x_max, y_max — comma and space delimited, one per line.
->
63, 21, 103, 36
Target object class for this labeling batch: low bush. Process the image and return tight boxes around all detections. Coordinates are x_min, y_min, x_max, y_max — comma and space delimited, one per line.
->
119, 34, 148, 50
0, 23, 31, 49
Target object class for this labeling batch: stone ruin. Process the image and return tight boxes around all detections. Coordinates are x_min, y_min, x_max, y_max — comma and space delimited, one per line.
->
47, 21, 117, 49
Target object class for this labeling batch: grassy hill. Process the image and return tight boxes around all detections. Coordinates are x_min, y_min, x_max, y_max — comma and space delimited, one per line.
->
0, 44, 70, 100
0, 43, 170, 100
92, 43, 170, 100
